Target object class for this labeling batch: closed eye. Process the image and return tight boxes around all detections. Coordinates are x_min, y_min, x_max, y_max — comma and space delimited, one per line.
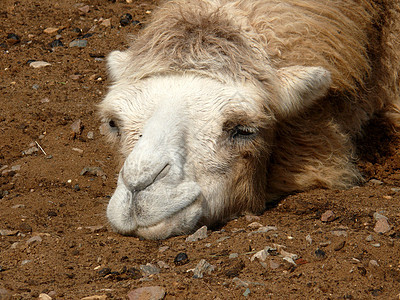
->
231, 125, 257, 140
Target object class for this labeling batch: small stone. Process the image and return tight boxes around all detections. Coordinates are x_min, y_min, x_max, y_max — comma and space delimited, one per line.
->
30, 61, 51, 68
80, 166, 106, 177
243, 288, 251, 297
248, 225, 278, 235
251, 247, 272, 262
158, 246, 169, 252
32, 84, 40, 90
334, 241, 346, 251
229, 253, 239, 259
306, 234, 312, 245
216, 236, 230, 243
371, 243, 381, 247
331, 230, 347, 237
81, 296, 107, 300
365, 234, 374, 242
369, 179, 383, 185
38, 293, 52, 300
139, 263, 160, 276
127, 286, 165, 300
72, 147, 84, 154
0, 229, 19, 236
87, 131, 94, 139
11, 165, 21, 171
47, 210, 58, 217
248, 222, 263, 228
374, 218, 391, 234
321, 210, 336, 222
185, 225, 208, 242
100, 19, 111, 27
71, 119, 83, 136
12, 204, 25, 209
174, 252, 189, 266
192, 259, 215, 278
69, 39, 88, 48
49, 39, 64, 48
97, 267, 111, 276
157, 261, 170, 269
44, 27, 59, 34
120, 13, 133, 26
78, 5, 90, 13
41, 97, 50, 103
21, 259, 31, 265
125, 267, 142, 279
373, 212, 388, 221
315, 249, 326, 259
7, 33, 20, 45
369, 260, 379, 267
70, 74, 82, 80
26, 235, 42, 245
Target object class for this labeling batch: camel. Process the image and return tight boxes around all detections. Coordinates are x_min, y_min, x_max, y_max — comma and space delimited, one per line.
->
99, 0, 400, 239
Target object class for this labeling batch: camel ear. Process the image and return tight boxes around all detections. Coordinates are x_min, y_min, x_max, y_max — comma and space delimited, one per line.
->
107, 50, 130, 81
275, 66, 331, 117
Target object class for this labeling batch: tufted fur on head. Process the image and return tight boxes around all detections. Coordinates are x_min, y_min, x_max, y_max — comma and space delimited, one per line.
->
101, 0, 400, 239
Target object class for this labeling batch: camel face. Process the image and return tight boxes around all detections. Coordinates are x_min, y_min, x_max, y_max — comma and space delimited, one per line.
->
100, 56, 331, 239
101, 74, 273, 239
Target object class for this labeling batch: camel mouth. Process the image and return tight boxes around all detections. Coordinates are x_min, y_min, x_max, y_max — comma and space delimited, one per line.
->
106, 177, 203, 238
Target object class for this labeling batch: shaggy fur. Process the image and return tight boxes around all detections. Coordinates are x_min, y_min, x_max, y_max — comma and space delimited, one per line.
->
101, 0, 400, 237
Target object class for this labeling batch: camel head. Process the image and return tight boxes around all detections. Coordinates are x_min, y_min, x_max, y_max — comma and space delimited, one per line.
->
99, 50, 331, 239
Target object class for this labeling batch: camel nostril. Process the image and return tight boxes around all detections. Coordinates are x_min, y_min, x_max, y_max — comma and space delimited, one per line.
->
154, 163, 171, 183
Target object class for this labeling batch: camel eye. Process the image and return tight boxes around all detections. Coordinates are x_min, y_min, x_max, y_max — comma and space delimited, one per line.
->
231, 125, 257, 140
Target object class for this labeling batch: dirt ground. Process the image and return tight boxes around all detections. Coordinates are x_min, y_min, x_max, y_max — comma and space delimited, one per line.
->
1, 0, 400, 299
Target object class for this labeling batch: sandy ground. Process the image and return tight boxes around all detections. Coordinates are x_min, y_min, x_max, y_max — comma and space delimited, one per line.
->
0, 0, 399, 299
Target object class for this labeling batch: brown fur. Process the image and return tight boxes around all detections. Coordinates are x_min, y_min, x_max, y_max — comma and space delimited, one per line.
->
114, 0, 400, 219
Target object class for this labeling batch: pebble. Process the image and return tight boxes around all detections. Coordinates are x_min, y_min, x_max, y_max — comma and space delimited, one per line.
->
243, 288, 251, 297
369, 179, 383, 185
32, 84, 40, 90
306, 234, 312, 245
229, 253, 239, 259
100, 19, 111, 27
251, 246, 274, 262
26, 235, 42, 245
315, 249, 326, 259
78, 5, 90, 14
80, 166, 106, 178
174, 252, 189, 266
44, 27, 59, 34
81, 296, 107, 300
12, 204, 25, 209
69, 39, 88, 48
120, 13, 133, 26
371, 243, 381, 247
7, 33, 20, 45
127, 286, 165, 300
374, 218, 391, 234
331, 230, 347, 237
192, 259, 215, 278
247, 222, 263, 228
38, 293, 52, 300
216, 236, 230, 243
321, 210, 335, 222
85, 225, 106, 233
334, 241, 346, 251
157, 261, 170, 269
139, 263, 160, 276
71, 119, 83, 136
373, 212, 388, 221
41, 97, 50, 103
158, 246, 169, 252
369, 260, 379, 267
87, 131, 94, 139
366, 234, 374, 242
21, 259, 31, 265
0, 229, 19, 236
49, 39, 64, 48
30, 61, 51, 68
72, 148, 84, 154
185, 225, 208, 242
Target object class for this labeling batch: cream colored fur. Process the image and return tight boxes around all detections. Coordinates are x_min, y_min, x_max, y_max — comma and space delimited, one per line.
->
100, 0, 400, 239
